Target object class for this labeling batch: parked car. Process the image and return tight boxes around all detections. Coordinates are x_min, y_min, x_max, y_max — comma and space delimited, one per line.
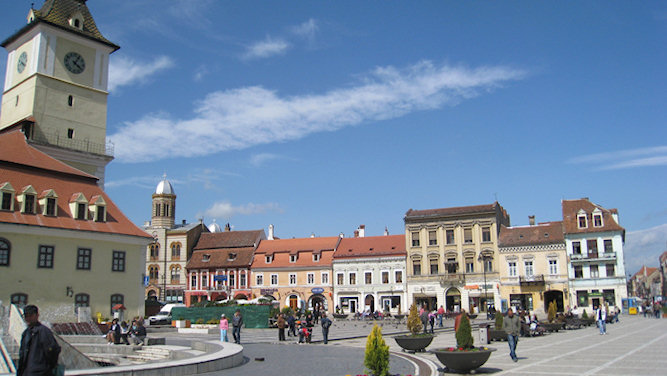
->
148, 303, 186, 325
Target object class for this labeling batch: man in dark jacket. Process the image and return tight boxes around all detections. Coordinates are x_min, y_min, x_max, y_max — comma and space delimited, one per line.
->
320, 313, 332, 344
502, 308, 521, 362
232, 310, 243, 344
18, 305, 61, 376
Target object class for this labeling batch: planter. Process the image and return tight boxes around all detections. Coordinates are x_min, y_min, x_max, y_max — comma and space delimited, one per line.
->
173, 320, 191, 328
488, 329, 507, 342
394, 334, 434, 352
332, 313, 348, 319
431, 347, 497, 373
539, 322, 563, 332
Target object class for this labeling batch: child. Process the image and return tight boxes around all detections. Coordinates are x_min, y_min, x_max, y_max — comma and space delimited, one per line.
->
219, 314, 228, 342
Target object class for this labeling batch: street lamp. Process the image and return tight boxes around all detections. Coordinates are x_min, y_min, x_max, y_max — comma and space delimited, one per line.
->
479, 254, 490, 316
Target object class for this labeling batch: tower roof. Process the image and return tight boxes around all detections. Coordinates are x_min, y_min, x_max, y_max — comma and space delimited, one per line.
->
155, 175, 175, 195
2, 0, 120, 51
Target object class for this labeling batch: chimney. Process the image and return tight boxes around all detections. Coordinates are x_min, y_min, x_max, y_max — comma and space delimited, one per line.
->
384, 226, 389, 236
529, 216, 535, 226
356, 224, 365, 238
182, 219, 187, 225
354, 230, 359, 238
225, 223, 231, 232
268, 224, 275, 240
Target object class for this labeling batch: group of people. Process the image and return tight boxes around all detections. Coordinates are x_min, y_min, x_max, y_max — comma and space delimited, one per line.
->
106, 317, 147, 345
274, 311, 332, 344
218, 310, 244, 344
640, 302, 663, 319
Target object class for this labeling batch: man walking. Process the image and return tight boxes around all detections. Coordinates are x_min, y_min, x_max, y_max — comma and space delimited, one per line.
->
596, 305, 607, 335
277, 314, 286, 341
437, 305, 445, 327
232, 310, 243, 344
320, 313, 332, 344
502, 308, 521, 362
18, 305, 61, 376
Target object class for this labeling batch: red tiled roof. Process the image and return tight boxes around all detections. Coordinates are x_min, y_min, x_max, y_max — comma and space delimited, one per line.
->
498, 222, 564, 247
632, 266, 659, 280
561, 198, 624, 235
0, 130, 150, 239
333, 235, 406, 259
186, 247, 255, 270
252, 237, 341, 269
194, 230, 265, 250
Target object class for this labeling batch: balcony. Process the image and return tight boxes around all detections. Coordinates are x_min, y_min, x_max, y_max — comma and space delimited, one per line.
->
439, 273, 466, 287
519, 275, 545, 286
571, 252, 616, 263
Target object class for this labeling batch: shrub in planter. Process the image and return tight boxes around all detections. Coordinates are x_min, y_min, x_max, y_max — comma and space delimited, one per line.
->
365, 324, 389, 376
207, 318, 219, 325
407, 304, 423, 335
456, 313, 474, 349
394, 305, 434, 352
495, 312, 504, 330
581, 309, 588, 319
195, 318, 205, 325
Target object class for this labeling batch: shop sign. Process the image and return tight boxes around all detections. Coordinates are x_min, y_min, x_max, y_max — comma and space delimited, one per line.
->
311, 287, 325, 294
260, 288, 278, 295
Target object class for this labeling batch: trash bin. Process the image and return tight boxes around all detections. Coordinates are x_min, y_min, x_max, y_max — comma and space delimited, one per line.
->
479, 323, 490, 345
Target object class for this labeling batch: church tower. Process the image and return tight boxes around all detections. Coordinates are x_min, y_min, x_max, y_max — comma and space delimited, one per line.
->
152, 175, 176, 229
0, 0, 119, 187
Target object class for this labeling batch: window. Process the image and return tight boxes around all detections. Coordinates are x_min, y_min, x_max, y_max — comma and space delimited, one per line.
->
67, 96, 74, 107
202, 254, 210, 262
428, 230, 437, 246
603, 289, 616, 306
577, 290, 588, 306
578, 214, 587, 228
349, 273, 357, 285
149, 265, 159, 281
465, 258, 474, 273
74, 293, 89, 313
45, 197, 57, 216
524, 261, 534, 277
110, 294, 123, 315
508, 262, 517, 277
171, 243, 181, 259
11, 293, 28, 308
149, 243, 159, 260
112, 251, 125, 272
411, 232, 420, 247
464, 228, 473, 243
590, 265, 599, 278
572, 241, 581, 254
482, 227, 491, 242
574, 265, 583, 278
413, 260, 421, 276
446, 229, 455, 244
24, 194, 35, 214
38, 245, 54, 268
606, 264, 615, 277
0, 238, 10, 266
484, 258, 493, 273
270, 274, 278, 285
256, 274, 263, 286
201, 274, 208, 288
446, 258, 457, 274
382, 271, 389, 284
429, 258, 439, 275
313, 253, 320, 262
549, 259, 558, 275
290, 254, 298, 263
603, 239, 613, 253
289, 273, 297, 285
265, 255, 273, 263
240, 272, 246, 287
593, 214, 603, 227
228, 273, 234, 287
170, 265, 180, 283
337, 273, 344, 285
395, 270, 403, 283
587, 239, 598, 255
76, 202, 86, 219
1, 191, 13, 211
154, 203, 161, 216
190, 274, 197, 288
365, 272, 372, 284
307, 273, 315, 284
321, 272, 329, 285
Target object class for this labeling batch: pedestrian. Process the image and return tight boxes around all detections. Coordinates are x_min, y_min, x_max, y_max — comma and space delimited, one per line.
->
107, 318, 120, 345
502, 308, 521, 362
232, 310, 243, 344
437, 305, 445, 327
119, 321, 130, 345
420, 307, 429, 334
17, 304, 61, 376
428, 310, 435, 333
277, 314, 286, 341
287, 313, 296, 337
219, 314, 228, 342
314, 306, 320, 324
130, 320, 147, 345
614, 306, 620, 323
596, 305, 607, 335
321, 313, 332, 344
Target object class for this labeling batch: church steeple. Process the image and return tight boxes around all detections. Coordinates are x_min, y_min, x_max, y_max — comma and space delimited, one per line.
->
152, 174, 176, 229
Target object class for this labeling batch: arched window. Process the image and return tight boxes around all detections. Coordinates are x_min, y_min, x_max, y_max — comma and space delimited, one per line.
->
149, 243, 160, 260
170, 265, 181, 284
149, 265, 159, 281
10, 293, 28, 308
74, 293, 89, 313
171, 242, 181, 259
110, 294, 124, 315
0, 238, 10, 266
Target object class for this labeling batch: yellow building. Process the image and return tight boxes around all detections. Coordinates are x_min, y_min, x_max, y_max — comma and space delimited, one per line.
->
498, 220, 570, 316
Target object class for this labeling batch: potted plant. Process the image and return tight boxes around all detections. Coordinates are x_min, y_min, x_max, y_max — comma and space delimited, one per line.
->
430, 312, 496, 373
489, 311, 507, 341
393, 304, 434, 352
365, 324, 390, 376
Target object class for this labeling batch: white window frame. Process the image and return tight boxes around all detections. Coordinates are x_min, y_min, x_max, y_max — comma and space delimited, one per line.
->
395, 270, 403, 283
307, 273, 315, 285
321, 271, 329, 285
265, 255, 273, 264
593, 211, 603, 227
524, 260, 534, 277
381, 270, 390, 284
289, 254, 298, 263
313, 253, 320, 262
270, 274, 278, 286
364, 270, 373, 285
289, 273, 297, 286
349, 272, 357, 285
577, 211, 588, 229
337, 273, 344, 285
256, 273, 264, 286
548, 259, 558, 275
0, 182, 16, 211
508, 261, 517, 277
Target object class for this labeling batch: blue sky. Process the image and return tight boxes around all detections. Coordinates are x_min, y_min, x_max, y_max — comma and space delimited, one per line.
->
1, 1, 666, 275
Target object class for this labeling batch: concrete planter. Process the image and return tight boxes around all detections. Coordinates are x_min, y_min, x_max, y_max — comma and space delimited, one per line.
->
488, 329, 507, 341
173, 320, 191, 328
431, 347, 496, 373
394, 334, 434, 352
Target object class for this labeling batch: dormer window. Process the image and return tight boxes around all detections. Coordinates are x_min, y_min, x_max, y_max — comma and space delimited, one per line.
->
592, 209, 603, 227
39, 189, 58, 216
69, 13, 84, 30
0, 182, 16, 211
313, 253, 320, 262
265, 255, 273, 263
577, 210, 587, 229
290, 254, 298, 263
69, 193, 88, 220
228, 252, 237, 261
89, 195, 107, 222
19, 185, 38, 214
202, 254, 211, 262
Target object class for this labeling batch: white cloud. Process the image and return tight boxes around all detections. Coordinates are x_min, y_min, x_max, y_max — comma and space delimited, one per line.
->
108, 55, 175, 91
624, 223, 667, 275
199, 201, 283, 219
110, 61, 525, 163
105, 175, 159, 189
249, 153, 289, 167
568, 146, 667, 170
291, 19, 318, 41
242, 37, 290, 60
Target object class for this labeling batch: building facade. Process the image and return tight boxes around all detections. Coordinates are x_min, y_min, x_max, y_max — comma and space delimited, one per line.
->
185, 229, 265, 306
628, 266, 660, 302
0, 130, 151, 321
563, 198, 627, 311
251, 237, 340, 313
332, 234, 407, 315
144, 176, 208, 303
498, 220, 570, 315
404, 203, 510, 313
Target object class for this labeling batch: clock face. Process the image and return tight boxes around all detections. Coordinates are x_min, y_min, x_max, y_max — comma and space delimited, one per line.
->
17, 52, 27, 73
64, 52, 85, 74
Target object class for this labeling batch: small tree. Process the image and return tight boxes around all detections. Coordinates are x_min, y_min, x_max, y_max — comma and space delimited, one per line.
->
581, 309, 588, 319
365, 324, 390, 376
494, 311, 504, 330
407, 304, 423, 335
455, 313, 474, 349
548, 301, 557, 323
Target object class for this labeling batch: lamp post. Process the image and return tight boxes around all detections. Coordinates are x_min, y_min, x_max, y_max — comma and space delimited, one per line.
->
479, 254, 489, 315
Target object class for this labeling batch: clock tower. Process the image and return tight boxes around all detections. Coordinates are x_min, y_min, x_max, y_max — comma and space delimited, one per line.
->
0, 0, 119, 186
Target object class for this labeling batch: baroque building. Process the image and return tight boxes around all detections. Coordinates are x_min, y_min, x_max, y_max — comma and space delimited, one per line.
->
404, 202, 510, 313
